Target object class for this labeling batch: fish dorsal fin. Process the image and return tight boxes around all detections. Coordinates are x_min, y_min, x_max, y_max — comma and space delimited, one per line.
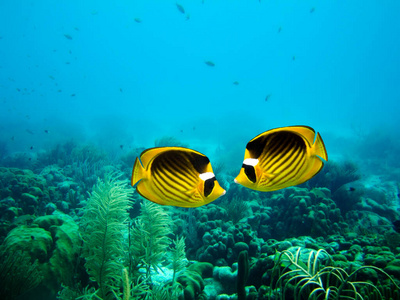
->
139, 147, 182, 168
140, 147, 206, 168
285, 126, 328, 161
284, 126, 316, 147
246, 126, 316, 158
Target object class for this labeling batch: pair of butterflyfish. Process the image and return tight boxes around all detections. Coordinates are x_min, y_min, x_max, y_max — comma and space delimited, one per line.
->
131, 125, 328, 207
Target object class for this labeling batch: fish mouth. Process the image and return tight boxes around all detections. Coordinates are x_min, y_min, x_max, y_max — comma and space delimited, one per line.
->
234, 178, 238, 183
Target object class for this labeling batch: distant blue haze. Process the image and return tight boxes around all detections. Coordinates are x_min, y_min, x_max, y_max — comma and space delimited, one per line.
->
1, 1, 399, 168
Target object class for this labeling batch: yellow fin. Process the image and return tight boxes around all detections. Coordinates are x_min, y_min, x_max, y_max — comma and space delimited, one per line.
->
136, 182, 166, 206
302, 157, 324, 183
285, 126, 316, 147
313, 132, 328, 161
131, 157, 145, 186
139, 147, 172, 168
139, 147, 204, 168
248, 125, 316, 146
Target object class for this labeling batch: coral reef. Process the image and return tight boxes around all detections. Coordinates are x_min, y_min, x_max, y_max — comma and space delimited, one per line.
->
1, 140, 400, 299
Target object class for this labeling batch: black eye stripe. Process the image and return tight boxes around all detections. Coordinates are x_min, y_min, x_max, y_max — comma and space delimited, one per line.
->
243, 165, 256, 183
204, 177, 215, 197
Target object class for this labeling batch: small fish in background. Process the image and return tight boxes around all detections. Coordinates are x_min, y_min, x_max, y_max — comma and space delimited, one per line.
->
65, 62, 70, 64
119, 88, 123, 92
134, 18, 142, 23
265, 94, 271, 102
278, 26, 282, 33
70, 93, 76, 97
292, 56, 296, 61
233, 81, 239, 85
49, 75, 55, 80
26, 129, 34, 134
58, 89, 62, 92
234, 126, 328, 192
186, 14, 190, 20
16, 88, 21, 92
74, 27, 79, 31
91, 10, 98, 15
120, 145, 124, 149
131, 147, 226, 207
30, 146, 34, 150
44, 130, 49, 133
176, 3, 185, 14
310, 7, 315, 13
205, 61, 215, 67
349, 187, 356, 192
64, 34, 73, 40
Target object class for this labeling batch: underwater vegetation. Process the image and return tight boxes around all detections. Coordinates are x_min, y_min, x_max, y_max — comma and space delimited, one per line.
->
267, 247, 400, 299
0, 135, 400, 299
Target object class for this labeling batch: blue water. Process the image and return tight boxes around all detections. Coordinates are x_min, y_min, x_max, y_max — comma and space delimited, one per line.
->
1, 0, 399, 166
2, 2, 400, 299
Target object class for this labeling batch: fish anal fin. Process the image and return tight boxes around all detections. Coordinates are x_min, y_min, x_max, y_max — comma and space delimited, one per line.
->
304, 157, 324, 182
136, 182, 166, 206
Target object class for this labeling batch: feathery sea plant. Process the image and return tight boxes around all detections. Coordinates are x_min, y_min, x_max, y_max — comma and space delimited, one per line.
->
0, 249, 43, 300
80, 172, 133, 300
171, 236, 188, 283
130, 201, 172, 280
270, 247, 400, 300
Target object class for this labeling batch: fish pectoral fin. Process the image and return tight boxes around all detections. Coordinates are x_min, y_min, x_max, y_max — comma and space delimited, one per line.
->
180, 187, 202, 204
259, 172, 277, 185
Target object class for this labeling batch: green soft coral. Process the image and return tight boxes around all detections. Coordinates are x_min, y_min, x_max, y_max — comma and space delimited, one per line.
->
80, 173, 133, 300
130, 201, 172, 279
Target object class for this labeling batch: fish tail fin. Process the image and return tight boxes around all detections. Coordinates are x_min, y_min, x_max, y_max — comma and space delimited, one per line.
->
313, 132, 328, 161
131, 157, 146, 186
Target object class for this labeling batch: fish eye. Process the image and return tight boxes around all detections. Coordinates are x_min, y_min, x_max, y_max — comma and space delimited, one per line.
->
243, 164, 256, 183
